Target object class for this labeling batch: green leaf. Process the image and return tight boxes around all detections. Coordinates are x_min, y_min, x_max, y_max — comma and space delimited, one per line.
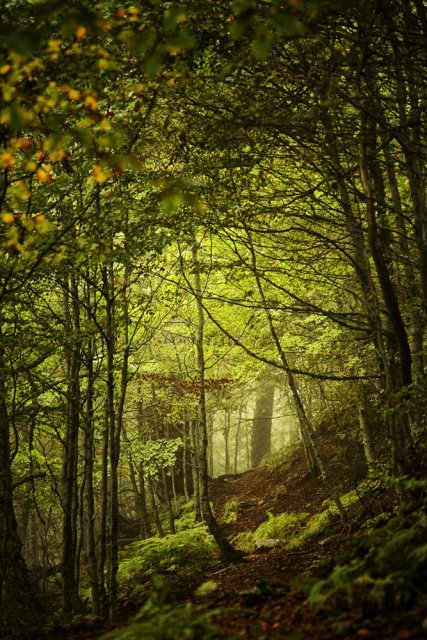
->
129, 29, 157, 54
252, 26, 274, 59
163, 8, 188, 33
143, 49, 164, 78
160, 193, 184, 216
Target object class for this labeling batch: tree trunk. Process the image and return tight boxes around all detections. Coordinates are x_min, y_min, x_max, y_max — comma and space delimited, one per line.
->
0, 329, 41, 636
61, 276, 81, 619
251, 376, 275, 467
223, 409, 231, 474
234, 405, 243, 474
245, 229, 347, 522
358, 400, 375, 469
148, 475, 164, 537
191, 239, 243, 562
83, 281, 101, 614
189, 417, 202, 521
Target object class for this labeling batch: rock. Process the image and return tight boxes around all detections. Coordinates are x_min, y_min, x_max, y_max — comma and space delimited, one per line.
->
254, 538, 281, 552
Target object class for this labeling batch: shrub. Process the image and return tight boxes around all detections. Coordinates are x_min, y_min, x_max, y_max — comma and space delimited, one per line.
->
287, 489, 363, 550
232, 532, 256, 553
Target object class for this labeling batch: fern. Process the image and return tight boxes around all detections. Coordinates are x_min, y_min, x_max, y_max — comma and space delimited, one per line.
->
118, 528, 219, 603
102, 578, 233, 640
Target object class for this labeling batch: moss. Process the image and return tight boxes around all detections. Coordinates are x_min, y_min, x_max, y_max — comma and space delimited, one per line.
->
287, 489, 363, 550
255, 511, 310, 540
223, 499, 239, 524
102, 578, 231, 640
308, 495, 427, 615
232, 531, 255, 553
260, 443, 301, 471
286, 509, 333, 550
118, 527, 219, 603
232, 511, 309, 553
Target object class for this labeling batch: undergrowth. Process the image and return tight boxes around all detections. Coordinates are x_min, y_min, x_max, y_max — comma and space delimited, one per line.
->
309, 478, 427, 616
102, 577, 235, 640
223, 499, 239, 524
233, 480, 377, 554
118, 527, 219, 604
174, 498, 197, 532
233, 511, 309, 552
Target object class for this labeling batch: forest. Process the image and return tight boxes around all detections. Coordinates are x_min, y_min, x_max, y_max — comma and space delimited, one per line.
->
1, 0, 427, 638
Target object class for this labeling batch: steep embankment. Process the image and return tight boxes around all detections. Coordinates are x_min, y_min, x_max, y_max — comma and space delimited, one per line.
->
195, 439, 425, 640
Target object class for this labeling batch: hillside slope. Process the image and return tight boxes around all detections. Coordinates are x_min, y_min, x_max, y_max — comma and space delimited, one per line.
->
35, 433, 427, 640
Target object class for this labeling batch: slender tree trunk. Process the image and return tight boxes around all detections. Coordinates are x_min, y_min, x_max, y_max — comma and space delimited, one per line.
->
359, 401, 375, 469
103, 265, 119, 621
161, 467, 176, 534
359, 106, 414, 473
208, 413, 214, 477
381, 134, 425, 382
245, 230, 347, 522
98, 396, 109, 613
0, 327, 40, 636
182, 412, 190, 500
223, 409, 231, 474
148, 475, 164, 537
234, 405, 243, 474
83, 283, 100, 614
138, 465, 151, 539
251, 376, 275, 467
61, 276, 81, 619
191, 239, 243, 562
189, 417, 202, 521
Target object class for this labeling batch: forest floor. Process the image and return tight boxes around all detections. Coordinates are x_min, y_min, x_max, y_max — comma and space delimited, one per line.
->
201, 463, 427, 639
171, 437, 426, 639
35, 433, 427, 640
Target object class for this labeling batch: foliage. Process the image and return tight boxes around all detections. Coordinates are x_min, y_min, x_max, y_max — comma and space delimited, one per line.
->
223, 499, 239, 524
233, 511, 309, 552
102, 577, 234, 640
231, 532, 256, 554
123, 438, 182, 480
287, 490, 363, 550
1, 0, 427, 633
174, 498, 197, 532
309, 491, 427, 615
256, 511, 310, 541
118, 528, 219, 603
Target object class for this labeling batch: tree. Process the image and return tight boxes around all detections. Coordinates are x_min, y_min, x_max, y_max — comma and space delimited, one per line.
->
251, 371, 275, 467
